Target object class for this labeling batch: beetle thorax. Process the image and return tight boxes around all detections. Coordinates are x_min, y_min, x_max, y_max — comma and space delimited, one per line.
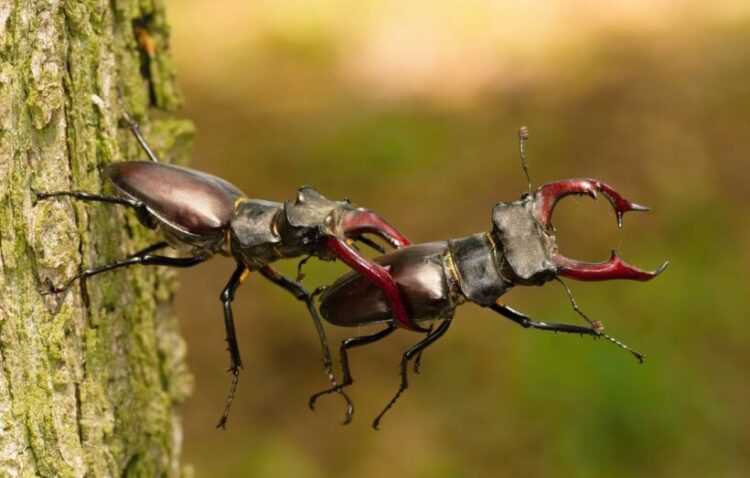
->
228, 198, 284, 269
490, 196, 558, 286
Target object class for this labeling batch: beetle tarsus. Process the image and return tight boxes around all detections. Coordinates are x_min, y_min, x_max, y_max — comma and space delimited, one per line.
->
372, 320, 452, 430
216, 367, 241, 430
309, 324, 397, 424
215, 263, 251, 428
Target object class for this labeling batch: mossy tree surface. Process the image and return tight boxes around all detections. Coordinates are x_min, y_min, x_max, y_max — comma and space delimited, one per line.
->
0, 1, 194, 476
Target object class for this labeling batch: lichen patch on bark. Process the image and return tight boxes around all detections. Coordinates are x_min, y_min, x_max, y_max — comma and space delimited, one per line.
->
0, 1, 193, 476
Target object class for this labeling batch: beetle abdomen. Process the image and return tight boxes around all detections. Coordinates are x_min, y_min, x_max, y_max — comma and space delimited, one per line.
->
320, 241, 456, 327
106, 161, 245, 239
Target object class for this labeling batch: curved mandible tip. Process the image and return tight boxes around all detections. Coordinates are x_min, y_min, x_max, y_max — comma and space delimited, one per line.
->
553, 250, 669, 282
534, 178, 651, 229
338, 208, 411, 249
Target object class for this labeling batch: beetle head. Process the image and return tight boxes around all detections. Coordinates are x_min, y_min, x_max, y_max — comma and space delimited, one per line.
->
281, 186, 410, 256
492, 178, 667, 285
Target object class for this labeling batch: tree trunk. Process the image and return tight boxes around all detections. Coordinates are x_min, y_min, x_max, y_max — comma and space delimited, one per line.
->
0, 1, 193, 476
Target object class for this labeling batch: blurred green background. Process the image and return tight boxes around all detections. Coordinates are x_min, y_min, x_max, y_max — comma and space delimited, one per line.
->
164, 1, 750, 476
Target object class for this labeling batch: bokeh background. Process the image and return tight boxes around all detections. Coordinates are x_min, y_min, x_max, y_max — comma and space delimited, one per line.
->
163, 1, 750, 476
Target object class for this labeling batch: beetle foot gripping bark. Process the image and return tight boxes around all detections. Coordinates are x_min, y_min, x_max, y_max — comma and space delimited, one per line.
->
533, 178, 669, 281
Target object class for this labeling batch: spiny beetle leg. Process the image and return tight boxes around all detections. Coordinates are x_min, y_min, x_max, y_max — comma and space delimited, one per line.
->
259, 266, 354, 419
309, 324, 397, 425
35, 191, 158, 229
216, 263, 250, 429
372, 319, 452, 430
489, 303, 644, 363
40, 243, 194, 296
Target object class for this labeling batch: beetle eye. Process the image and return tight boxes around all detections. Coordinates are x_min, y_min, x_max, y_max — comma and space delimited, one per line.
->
302, 228, 320, 245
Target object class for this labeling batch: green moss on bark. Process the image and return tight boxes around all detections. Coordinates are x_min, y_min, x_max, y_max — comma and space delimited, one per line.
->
0, 1, 192, 476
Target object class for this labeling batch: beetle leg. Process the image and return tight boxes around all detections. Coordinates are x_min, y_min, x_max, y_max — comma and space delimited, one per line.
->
259, 266, 354, 418
308, 324, 397, 424
36, 190, 139, 208
42, 243, 200, 295
326, 237, 429, 333
35, 191, 157, 229
216, 263, 251, 430
120, 114, 161, 163
126, 241, 170, 257
372, 319, 452, 430
412, 324, 434, 375
489, 303, 644, 363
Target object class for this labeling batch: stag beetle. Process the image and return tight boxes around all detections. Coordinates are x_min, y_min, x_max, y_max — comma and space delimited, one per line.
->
311, 171, 668, 429
36, 117, 419, 428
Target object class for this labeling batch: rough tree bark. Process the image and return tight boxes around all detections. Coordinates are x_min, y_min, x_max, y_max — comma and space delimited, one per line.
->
0, 1, 194, 476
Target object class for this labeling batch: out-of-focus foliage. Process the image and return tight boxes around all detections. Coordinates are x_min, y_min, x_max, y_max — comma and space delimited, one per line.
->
165, 1, 750, 476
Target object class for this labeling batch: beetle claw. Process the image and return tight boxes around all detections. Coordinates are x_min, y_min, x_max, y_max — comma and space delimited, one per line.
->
553, 250, 669, 282
339, 209, 410, 249
308, 386, 355, 425
534, 179, 667, 281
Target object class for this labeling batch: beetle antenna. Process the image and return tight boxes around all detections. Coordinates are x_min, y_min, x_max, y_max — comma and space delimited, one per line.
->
554, 277, 645, 363
518, 126, 532, 194
296, 255, 313, 282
